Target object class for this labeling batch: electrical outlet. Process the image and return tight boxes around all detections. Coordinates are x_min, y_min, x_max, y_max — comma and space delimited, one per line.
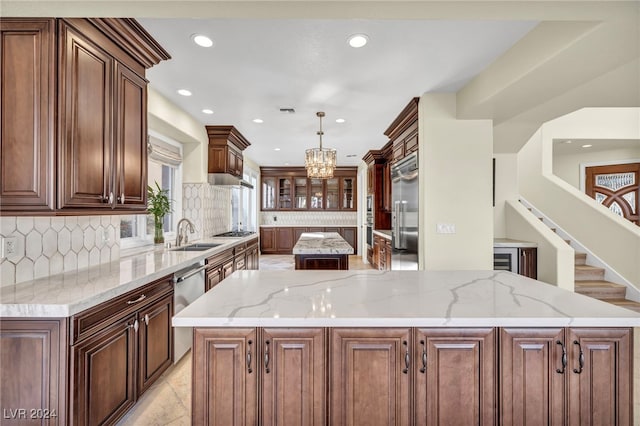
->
436, 223, 456, 234
2, 236, 17, 258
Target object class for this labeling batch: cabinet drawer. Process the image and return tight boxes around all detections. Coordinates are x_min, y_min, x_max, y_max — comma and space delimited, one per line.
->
206, 248, 234, 267
71, 276, 173, 345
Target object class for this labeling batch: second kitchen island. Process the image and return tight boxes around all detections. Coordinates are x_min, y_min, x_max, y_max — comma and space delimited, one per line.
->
174, 270, 640, 425
292, 231, 354, 270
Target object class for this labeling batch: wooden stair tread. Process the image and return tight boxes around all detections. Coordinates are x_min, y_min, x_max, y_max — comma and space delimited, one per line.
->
575, 265, 604, 272
575, 280, 626, 300
604, 299, 640, 313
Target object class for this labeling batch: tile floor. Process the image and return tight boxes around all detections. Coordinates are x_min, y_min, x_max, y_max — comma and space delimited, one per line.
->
117, 254, 374, 425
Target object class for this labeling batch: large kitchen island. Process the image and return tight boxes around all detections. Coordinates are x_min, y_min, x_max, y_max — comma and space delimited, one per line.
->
174, 270, 640, 425
292, 231, 354, 270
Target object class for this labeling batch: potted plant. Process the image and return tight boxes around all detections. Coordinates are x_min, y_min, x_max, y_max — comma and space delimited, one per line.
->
147, 181, 172, 244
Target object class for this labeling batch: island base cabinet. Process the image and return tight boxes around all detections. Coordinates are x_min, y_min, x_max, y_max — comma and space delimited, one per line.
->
330, 328, 411, 426
192, 327, 325, 426
501, 327, 632, 426
500, 328, 566, 425
192, 328, 258, 426
567, 328, 631, 426
414, 328, 496, 426
137, 293, 174, 395
261, 328, 326, 426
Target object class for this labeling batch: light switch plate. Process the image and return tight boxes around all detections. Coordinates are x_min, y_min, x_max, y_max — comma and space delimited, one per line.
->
436, 223, 456, 234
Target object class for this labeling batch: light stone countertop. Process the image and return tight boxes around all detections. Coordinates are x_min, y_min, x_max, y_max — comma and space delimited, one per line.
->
0, 235, 258, 318
173, 270, 640, 328
292, 232, 354, 255
373, 229, 392, 239
493, 238, 538, 248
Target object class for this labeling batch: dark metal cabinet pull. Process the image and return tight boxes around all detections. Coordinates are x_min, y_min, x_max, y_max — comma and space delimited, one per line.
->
126, 294, 146, 305
264, 340, 271, 373
572, 340, 584, 374
555, 340, 567, 374
419, 340, 427, 373
247, 340, 253, 374
402, 340, 409, 374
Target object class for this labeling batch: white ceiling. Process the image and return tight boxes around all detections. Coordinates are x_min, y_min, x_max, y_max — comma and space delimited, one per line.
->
139, 18, 537, 167
553, 139, 640, 156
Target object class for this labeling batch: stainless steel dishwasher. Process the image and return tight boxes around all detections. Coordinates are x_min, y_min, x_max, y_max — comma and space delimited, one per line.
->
173, 260, 206, 362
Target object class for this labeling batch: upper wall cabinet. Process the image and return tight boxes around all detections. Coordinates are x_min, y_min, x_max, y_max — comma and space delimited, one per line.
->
260, 167, 357, 211
384, 97, 419, 163
0, 18, 170, 215
206, 126, 251, 179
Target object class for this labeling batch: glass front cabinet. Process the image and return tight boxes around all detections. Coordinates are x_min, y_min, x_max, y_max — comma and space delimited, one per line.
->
261, 167, 357, 211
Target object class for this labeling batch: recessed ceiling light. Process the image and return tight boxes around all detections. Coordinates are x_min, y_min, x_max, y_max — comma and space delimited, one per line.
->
274, 148, 281, 151
192, 34, 214, 48
564, 140, 572, 144
336, 118, 346, 123
582, 144, 593, 148
284, 162, 290, 166
177, 89, 192, 96
253, 118, 264, 123
202, 109, 214, 114
348, 34, 368, 48
346, 154, 357, 157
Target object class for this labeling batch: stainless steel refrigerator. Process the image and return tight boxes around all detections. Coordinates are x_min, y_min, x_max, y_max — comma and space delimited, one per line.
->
391, 152, 419, 270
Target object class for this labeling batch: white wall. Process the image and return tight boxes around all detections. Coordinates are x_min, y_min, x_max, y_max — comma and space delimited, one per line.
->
553, 147, 640, 189
419, 93, 494, 270
493, 153, 519, 238
518, 108, 640, 287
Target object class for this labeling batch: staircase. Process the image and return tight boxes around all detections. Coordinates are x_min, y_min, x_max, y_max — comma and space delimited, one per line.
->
527, 205, 640, 312
573, 251, 640, 313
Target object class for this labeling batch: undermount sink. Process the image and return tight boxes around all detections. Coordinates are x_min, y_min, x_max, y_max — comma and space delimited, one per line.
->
171, 243, 222, 252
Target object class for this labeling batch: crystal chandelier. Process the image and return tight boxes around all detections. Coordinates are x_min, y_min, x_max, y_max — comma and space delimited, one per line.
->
305, 111, 337, 179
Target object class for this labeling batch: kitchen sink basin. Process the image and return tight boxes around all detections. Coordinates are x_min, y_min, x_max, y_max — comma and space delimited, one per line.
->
171, 243, 222, 252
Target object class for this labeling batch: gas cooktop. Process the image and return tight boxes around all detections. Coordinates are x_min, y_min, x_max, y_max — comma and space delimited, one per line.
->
214, 231, 256, 237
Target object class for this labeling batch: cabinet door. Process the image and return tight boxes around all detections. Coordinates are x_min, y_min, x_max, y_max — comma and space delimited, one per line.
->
276, 227, 294, 253
192, 328, 258, 426
58, 22, 113, 209
293, 227, 308, 245
326, 178, 339, 209
567, 328, 631, 426
372, 235, 380, 268
367, 164, 374, 194
383, 162, 392, 212
227, 147, 237, 175
415, 328, 496, 426
71, 314, 137, 426
0, 19, 56, 212
500, 328, 565, 425
260, 227, 277, 253
114, 63, 147, 210
235, 152, 244, 177
0, 318, 68, 426
294, 177, 308, 209
278, 177, 292, 209
206, 265, 224, 291
330, 328, 411, 426
519, 248, 537, 279
309, 178, 324, 209
137, 293, 173, 395
246, 242, 259, 270
262, 177, 276, 210
261, 328, 326, 426
341, 177, 355, 210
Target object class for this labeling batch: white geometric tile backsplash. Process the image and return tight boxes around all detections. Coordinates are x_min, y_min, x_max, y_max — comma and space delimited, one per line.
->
0, 215, 120, 287
182, 183, 232, 240
259, 211, 357, 226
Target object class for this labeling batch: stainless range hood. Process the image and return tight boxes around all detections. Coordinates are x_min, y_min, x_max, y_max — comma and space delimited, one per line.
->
208, 173, 254, 189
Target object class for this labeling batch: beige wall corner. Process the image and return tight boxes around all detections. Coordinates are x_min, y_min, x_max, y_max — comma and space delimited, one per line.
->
518, 108, 640, 288
505, 200, 575, 290
147, 86, 208, 183
419, 93, 494, 270
493, 153, 519, 238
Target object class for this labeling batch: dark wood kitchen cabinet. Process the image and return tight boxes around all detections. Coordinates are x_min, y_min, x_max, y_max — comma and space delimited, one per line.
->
205, 237, 259, 291
70, 275, 174, 425
0, 318, 68, 425
385, 97, 419, 163
261, 167, 357, 211
206, 125, 251, 178
0, 19, 56, 213
330, 328, 411, 426
192, 327, 326, 426
415, 328, 496, 425
0, 18, 169, 215
500, 327, 632, 426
